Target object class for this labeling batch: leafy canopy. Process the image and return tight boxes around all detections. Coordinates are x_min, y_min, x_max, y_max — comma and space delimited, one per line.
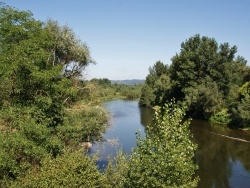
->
140, 34, 250, 127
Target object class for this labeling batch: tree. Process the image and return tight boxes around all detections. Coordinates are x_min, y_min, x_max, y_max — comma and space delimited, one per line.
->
169, 34, 247, 99
0, 4, 94, 126
125, 101, 199, 187
183, 76, 224, 119
167, 34, 249, 122
230, 82, 250, 128
154, 74, 172, 105
139, 84, 156, 107
44, 19, 94, 78
139, 61, 170, 107
170, 34, 218, 90
146, 61, 169, 87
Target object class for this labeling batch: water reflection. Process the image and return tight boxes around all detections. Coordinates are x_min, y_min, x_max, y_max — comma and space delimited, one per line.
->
91, 100, 250, 187
139, 106, 154, 127
191, 121, 232, 187
190, 120, 250, 187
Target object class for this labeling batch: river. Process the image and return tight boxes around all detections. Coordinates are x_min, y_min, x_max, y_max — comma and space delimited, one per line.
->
89, 99, 250, 188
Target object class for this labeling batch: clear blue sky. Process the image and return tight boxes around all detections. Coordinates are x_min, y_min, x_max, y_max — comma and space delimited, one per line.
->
3, 0, 250, 80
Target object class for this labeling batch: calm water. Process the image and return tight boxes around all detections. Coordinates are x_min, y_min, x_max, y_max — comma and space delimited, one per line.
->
89, 100, 250, 188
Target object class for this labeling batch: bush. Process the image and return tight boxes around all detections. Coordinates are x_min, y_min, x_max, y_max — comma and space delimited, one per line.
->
125, 101, 199, 187
10, 150, 103, 188
210, 108, 232, 124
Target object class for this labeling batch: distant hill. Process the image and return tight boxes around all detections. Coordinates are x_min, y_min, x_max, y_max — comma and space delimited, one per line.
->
111, 79, 145, 85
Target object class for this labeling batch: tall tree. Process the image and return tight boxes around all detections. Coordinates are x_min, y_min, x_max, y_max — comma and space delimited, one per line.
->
168, 34, 248, 120
44, 19, 94, 78
139, 61, 170, 106
0, 4, 94, 125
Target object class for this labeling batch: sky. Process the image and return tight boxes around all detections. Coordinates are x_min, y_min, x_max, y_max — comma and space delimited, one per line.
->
3, 0, 250, 80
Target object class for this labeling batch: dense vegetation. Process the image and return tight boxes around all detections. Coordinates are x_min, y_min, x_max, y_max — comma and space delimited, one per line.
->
0, 4, 198, 187
88, 78, 142, 101
140, 35, 250, 128
0, 4, 109, 186
125, 101, 198, 187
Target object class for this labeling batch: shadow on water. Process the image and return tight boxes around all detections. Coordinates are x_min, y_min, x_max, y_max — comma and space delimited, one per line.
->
190, 120, 250, 188
139, 105, 154, 127
90, 100, 250, 187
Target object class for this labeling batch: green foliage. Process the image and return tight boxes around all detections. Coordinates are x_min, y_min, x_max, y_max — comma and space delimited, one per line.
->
209, 108, 232, 124
10, 150, 103, 188
117, 84, 142, 99
58, 106, 109, 146
139, 61, 170, 107
125, 101, 199, 188
230, 82, 250, 128
0, 5, 61, 126
102, 150, 129, 188
238, 81, 250, 98
168, 34, 249, 123
88, 78, 142, 102
0, 132, 47, 182
183, 76, 224, 119
140, 34, 250, 127
44, 19, 94, 78
0, 3, 94, 125
139, 84, 156, 106
0, 105, 64, 183
91, 78, 112, 87
0, 4, 109, 185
